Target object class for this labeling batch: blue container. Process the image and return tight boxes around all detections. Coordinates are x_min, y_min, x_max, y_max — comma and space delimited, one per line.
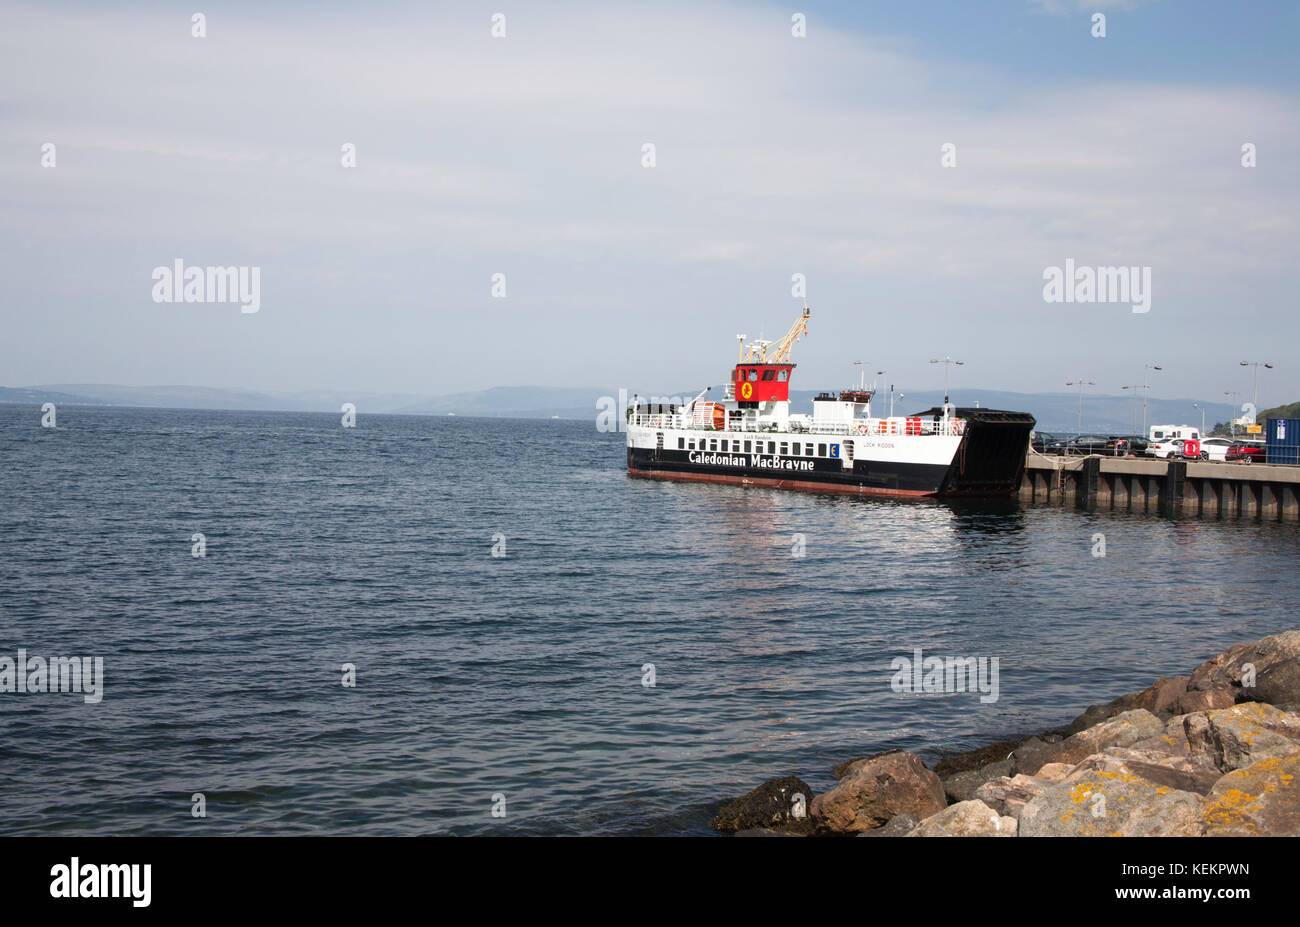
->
1265, 417, 1300, 466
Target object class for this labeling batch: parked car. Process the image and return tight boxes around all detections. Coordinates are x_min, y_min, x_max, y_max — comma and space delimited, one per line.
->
1064, 435, 1112, 455
1106, 435, 1151, 457
1148, 438, 1187, 459
1227, 441, 1266, 463
1030, 431, 1060, 453
1198, 437, 1235, 462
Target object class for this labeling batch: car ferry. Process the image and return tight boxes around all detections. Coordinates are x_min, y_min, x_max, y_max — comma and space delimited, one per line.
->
626, 307, 1034, 497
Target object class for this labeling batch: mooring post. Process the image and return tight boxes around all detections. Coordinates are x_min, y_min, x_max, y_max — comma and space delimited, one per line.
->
1160, 459, 1186, 517
1078, 456, 1100, 510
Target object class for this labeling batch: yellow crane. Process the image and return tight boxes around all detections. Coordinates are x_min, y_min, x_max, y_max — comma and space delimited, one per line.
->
740, 305, 810, 364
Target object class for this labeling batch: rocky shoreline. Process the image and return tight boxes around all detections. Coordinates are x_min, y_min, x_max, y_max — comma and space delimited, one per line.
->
710, 630, 1300, 837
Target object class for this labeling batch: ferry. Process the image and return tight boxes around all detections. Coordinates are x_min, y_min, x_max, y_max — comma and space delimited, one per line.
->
626, 307, 1035, 497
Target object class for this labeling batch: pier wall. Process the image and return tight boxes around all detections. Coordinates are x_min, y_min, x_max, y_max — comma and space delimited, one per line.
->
1018, 454, 1300, 522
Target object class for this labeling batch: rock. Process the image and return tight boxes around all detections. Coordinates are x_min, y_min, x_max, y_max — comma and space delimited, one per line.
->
1009, 737, 1060, 775
942, 758, 1013, 803
1202, 755, 1300, 836
1064, 691, 1143, 736
1129, 675, 1234, 715
733, 827, 802, 837
1017, 710, 1164, 775
710, 775, 815, 833
1087, 746, 1221, 795
973, 773, 1052, 818
1018, 759, 1204, 836
1188, 630, 1300, 706
1175, 687, 1237, 713
857, 813, 919, 837
907, 800, 1017, 837
1035, 763, 1074, 782
1181, 702, 1300, 773
811, 750, 946, 834
1132, 676, 1190, 714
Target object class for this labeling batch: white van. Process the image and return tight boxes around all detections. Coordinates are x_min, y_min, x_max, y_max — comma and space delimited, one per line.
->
1148, 424, 1200, 442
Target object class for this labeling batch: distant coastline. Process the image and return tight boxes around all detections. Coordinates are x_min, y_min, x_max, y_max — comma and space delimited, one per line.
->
0, 384, 1236, 433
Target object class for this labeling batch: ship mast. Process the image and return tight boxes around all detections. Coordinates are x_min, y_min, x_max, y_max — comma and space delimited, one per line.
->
742, 305, 810, 364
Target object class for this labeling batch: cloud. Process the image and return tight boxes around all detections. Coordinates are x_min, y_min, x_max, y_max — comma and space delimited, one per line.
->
0, 0, 1295, 400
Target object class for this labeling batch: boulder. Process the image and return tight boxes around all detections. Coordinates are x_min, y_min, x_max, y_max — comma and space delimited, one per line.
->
733, 827, 803, 837
973, 773, 1052, 819
942, 758, 1013, 803
1087, 746, 1221, 795
907, 800, 1017, 837
1174, 687, 1236, 714
1064, 691, 1143, 736
857, 813, 919, 837
811, 750, 946, 834
1188, 630, 1300, 706
1017, 710, 1164, 775
1132, 676, 1190, 714
710, 775, 814, 833
1202, 755, 1300, 836
1181, 702, 1300, 773
1018, 758, 1204, 836
1008, 737, 1061, 775
1035, 763, 1074, 782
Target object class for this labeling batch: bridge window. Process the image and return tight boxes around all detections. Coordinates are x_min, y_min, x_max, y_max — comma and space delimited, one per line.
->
806, 444, 814, 456
747, 369, 758, 382
780, 442, 788, 455
768, 441, 776, 454
710, 439, 717, 451
818, 443, 826, 456
743, 440, 751, 452
777, 370, 789, 382
762, 370, 775, 381
720, 439, 728, 452
678, 438, 684, 449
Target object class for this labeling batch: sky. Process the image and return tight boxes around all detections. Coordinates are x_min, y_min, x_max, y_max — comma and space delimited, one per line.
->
2, 0, 1298, 409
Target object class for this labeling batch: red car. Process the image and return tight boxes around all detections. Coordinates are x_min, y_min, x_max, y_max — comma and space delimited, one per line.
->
1226, 441, 1266, 463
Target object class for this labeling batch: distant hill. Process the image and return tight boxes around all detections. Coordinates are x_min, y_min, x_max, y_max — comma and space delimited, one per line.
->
1260, 400, 1300, 422
0, 382, 1238, 434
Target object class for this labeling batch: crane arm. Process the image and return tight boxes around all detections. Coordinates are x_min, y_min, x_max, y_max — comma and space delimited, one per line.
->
763, 305, 810, 363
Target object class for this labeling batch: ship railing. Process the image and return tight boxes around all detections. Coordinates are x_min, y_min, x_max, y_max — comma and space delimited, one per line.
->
629, 414, 967, 436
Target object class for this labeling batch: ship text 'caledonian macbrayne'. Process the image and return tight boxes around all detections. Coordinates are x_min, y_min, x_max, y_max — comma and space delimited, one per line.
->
626, 307, 1035, 498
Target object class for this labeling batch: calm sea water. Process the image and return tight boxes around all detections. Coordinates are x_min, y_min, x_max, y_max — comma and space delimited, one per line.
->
1, 404, 1297, 836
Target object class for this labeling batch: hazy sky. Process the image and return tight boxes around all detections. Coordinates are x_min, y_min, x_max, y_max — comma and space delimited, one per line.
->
3, 0, 1297, 406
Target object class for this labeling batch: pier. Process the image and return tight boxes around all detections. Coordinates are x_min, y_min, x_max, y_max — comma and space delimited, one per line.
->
1019, 454, 1300, 521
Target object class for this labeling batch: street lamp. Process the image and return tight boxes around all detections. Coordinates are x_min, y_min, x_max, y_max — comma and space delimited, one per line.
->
1224, 390, 1241, 437
1066, 378, 1095, 436
929, 356, 964, 414
875, 369, 895, 417
1120, 385, 1143, 436
1192, 402, 1206, 437
1141, 364, 1162, 436
1239, 361, 1274, 413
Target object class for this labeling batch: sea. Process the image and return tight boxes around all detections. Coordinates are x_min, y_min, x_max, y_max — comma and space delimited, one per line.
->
2, 404, 1297, 835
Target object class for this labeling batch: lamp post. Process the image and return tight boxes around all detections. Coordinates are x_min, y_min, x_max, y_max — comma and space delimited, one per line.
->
875, 369, 893, 417
1239, 361, 1274, 413
853, 360, 867, 390
1120, 385, 1143, 437
1140, 364, 1162, 436
1066, 378, 1095, 436
1192, 402, 1206, 437
1224, 391, 1241, 437
929, 356, 963, 415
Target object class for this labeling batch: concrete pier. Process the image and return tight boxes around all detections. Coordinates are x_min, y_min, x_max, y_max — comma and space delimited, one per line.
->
1019, 454, 1300, 521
